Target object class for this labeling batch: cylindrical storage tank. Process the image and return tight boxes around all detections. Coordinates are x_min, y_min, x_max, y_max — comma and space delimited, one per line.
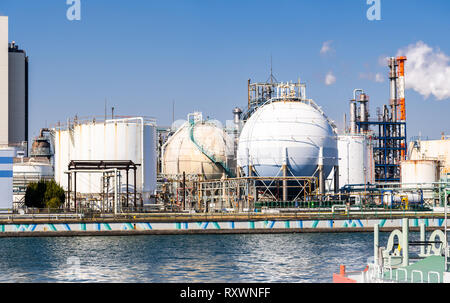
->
401, 160, 439, 201
337, 134, 375, 187
53, 117, 157, 203
383, 191, 423, 207
408, 139, 450, 177
162, 120, 235, 180
13, 161, 54, 178
237, 101, 338, 177
8, 42, 28, 145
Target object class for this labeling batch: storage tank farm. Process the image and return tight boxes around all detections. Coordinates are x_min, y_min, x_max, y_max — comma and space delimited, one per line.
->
236, 80, 339, 201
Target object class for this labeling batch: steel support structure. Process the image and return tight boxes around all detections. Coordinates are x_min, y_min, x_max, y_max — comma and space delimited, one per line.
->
357, 121, 407, 183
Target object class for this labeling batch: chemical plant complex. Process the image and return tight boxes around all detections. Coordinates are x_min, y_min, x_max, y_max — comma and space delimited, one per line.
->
0, 15, 449, 228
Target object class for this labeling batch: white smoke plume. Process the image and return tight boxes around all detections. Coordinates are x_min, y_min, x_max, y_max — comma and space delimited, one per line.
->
325, 71, 336, 85
397, 41, 450, 100
375, 73, 384, 83
359, 72, 384, 83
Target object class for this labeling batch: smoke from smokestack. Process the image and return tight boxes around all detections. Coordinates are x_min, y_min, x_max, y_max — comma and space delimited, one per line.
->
397, 41, 450, 101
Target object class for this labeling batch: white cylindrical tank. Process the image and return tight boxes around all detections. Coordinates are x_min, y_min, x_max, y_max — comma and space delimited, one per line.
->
401, 160, 439, 184
337, 134, 375, 187
408, 139, 450, 176
13, 160, 53, 178
53, 117, 157, 201
237, 100, 338, 177
162, 116, 235, 180
401, 160, 439, 201
383, 191, 423, 207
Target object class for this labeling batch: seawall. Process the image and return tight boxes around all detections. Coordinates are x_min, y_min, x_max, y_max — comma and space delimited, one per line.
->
0, 215, 446, 237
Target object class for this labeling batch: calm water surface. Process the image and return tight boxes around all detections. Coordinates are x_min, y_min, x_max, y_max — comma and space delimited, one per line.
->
0, 233, 402, 283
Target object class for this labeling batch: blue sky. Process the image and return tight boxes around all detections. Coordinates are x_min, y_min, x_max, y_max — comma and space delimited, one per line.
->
2, 0, 450, 140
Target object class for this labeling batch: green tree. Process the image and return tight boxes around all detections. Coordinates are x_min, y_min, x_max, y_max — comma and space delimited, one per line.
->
46, 197, 62, 209
44, 180, 65, 208
25, 180, 65, 209
25, 180, 47, 208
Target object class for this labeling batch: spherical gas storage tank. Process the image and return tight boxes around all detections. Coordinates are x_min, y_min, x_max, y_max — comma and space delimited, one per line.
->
237, 100, 338, 178
162, 114, 235, 180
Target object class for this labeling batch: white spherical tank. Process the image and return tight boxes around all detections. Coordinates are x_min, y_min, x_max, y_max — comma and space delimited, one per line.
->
237, 101, 338, 177
162, 119, 234, 180
53, 117, 157, 201
337, 134, 375, 187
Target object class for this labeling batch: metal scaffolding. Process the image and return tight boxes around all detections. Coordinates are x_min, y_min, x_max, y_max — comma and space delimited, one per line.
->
244, 79, 307, 120
357, 121, 407, 182
66, 160, 140, 213
157, 174, 317, 213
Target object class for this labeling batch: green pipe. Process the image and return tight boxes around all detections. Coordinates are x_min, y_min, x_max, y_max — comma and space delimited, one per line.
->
189, 121, 234, 178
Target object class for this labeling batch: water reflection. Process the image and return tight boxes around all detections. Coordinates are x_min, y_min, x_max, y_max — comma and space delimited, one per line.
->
0, 232, 413, 283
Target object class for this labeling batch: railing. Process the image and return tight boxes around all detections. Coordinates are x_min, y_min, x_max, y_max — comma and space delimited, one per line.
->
378, 266, 443, 283
428, 271, 441, 283
411, 270, 424, 283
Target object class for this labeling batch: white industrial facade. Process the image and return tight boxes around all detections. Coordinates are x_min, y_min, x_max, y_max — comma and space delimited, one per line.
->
0, 17, 8, 145
0, 148, 14, 209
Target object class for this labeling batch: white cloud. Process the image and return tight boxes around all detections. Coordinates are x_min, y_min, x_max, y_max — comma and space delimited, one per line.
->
397, 41, 450, 100
325, 71, 336, 85
320, 40, 333, 55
